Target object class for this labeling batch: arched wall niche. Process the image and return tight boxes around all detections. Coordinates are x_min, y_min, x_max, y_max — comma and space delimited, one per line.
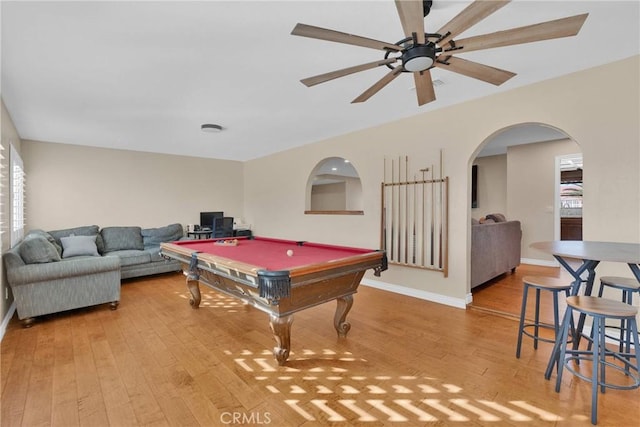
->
305, 156, 364, 215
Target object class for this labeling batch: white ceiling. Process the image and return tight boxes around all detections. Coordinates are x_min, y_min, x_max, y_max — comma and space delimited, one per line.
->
2, 1, 639, 162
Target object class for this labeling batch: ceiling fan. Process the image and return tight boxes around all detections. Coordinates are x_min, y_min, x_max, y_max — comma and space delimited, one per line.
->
291, 0, 588, 106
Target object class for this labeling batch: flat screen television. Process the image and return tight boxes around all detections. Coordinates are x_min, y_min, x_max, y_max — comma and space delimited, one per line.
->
200, 211, 223, 230
471, 165, 478, 209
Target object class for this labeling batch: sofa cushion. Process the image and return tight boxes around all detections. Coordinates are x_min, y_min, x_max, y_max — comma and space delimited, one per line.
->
19, 235, 61, 264
25, 229, 62, 255
60, 235, 100, 258
144, 247, 165, 262
101, 227, 144, 252
142, 223, 183, 248
107, 250, 151, 267
49, 225, 104, 254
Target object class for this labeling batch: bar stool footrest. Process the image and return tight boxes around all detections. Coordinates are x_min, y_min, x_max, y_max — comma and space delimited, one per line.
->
522, 323, 574, 345
521, 323, 557, 345
562, 354, 640, 391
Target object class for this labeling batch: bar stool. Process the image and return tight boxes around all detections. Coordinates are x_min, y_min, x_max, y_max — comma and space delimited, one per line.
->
548, 296, 640, 425
597, 276, 640, 352
516, 276, 573, 358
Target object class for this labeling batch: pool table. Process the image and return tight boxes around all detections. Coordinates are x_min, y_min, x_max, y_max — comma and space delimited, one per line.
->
160, 236, 387, 365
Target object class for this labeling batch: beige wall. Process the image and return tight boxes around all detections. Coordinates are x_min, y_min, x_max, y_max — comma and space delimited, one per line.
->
311, 182, 346, 210
472, 155, 507, 219
244, 56, 640, 304
4, 56, 639, 315
21, 141, 245, 231
507, 139, 581, 260
1, 100, 22, 322
345, 177, 363, 211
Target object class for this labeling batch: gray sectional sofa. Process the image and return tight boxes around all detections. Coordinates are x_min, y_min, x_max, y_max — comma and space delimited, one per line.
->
471, 218, 522, 289
3, 223, 184, 326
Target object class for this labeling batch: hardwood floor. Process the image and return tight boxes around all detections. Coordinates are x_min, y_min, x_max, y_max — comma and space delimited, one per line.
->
470, 263, 573, 323
2, 270, 639, 426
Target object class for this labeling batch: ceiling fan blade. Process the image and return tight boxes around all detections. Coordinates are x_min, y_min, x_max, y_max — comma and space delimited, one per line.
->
448, 13, 589, 54
291, 23, 401, 52
352, 67, 404, 103
435, 56, 515, 86
437, 0, 510, 48
413, 69, 436, 106
395, 0, 426, 44
301, 58, 398, 87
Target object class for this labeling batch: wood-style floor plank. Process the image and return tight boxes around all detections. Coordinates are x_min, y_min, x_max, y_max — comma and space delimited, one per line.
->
71, 313, 110, 426
1, 320, 35, 426
21, 324, 54, 427
2, 269, 639, 426
51, 317, 79, 427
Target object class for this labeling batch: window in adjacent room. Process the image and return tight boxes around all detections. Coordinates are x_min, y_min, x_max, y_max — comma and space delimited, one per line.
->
10, 144, 25, 246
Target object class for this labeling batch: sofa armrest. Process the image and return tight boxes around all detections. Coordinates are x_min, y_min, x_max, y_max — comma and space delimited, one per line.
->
470, 220, 522, 288
3, 250, 26, 270
6, 256, 120, 287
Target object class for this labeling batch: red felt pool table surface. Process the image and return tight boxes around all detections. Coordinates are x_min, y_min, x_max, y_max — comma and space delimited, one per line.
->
168, 236, 377, 272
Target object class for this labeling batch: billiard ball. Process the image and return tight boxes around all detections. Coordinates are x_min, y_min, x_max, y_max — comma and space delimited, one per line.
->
286, 249, 293, 257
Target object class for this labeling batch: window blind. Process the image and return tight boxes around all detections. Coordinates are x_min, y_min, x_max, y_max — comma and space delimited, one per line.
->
10, 144, 24, 246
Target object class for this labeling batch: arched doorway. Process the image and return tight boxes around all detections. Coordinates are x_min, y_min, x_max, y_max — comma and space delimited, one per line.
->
468, 122, 582, 316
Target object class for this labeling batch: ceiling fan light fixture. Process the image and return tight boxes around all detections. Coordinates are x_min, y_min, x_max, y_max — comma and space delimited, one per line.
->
404, 56, 434, 72
402, 45, 436, 72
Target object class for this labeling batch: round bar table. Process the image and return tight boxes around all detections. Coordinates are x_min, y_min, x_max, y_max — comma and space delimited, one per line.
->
531, 240, 640, 378
531, 241, 640, 295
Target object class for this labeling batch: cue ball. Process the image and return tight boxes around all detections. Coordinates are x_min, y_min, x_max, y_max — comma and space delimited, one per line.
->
286, 249, 293, 257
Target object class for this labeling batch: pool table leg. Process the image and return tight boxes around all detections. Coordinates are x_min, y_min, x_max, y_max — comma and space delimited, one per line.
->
269, 314, 293, 366
186, 277, 202, 308
334, 295, 354, 337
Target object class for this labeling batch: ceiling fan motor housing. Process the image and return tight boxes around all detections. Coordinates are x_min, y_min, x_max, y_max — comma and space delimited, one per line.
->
402, 44, 436, 72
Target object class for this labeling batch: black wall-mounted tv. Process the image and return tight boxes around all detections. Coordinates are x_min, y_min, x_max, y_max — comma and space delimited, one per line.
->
200, 211, 223, 230
471, 165, 478, 209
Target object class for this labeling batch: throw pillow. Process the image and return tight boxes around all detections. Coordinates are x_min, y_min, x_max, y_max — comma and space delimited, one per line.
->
19, 235, 62, 264
486, 213, 507, 222
25, 229, 62, 255
49, 225, 104, 253
60, 235, 100, 258
100, 226, 144, 252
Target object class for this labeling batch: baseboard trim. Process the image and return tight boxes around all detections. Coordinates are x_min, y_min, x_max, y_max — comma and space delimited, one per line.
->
0, 302, 16, 342
361, 278, 468, 309
521, 257, 559, 268
465, 292, 473, 305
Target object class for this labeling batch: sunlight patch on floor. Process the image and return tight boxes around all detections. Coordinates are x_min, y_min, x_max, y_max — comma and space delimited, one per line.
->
228, 348, 566, 424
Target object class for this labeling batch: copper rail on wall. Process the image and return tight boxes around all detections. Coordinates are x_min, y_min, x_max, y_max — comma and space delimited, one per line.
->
380, 155, 449, 277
